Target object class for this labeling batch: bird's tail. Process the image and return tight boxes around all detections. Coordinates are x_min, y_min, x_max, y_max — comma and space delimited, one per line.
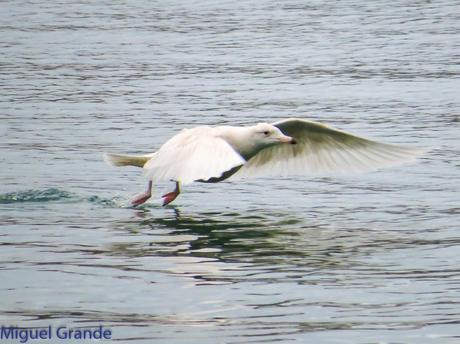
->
103, 153, 155, 168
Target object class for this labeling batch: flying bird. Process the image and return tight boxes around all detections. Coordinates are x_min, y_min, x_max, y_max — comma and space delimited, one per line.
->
104, 118, 422, 206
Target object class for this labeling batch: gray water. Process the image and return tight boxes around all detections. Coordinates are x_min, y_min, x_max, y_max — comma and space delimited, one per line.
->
1, 1, 460, 343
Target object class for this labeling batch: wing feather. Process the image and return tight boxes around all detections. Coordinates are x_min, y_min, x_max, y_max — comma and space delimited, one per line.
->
144, 127, 245, 184
234, 118, 423, 178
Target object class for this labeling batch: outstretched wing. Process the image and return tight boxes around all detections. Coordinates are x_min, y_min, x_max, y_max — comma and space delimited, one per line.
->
144, 127, 246, 184
234, 118, 422, 178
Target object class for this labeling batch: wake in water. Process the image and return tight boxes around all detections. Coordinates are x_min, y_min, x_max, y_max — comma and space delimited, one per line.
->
0, 188, 74, 204
0, 188, 122, 207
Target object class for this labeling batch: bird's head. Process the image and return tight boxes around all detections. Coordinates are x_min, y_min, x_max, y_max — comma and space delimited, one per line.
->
216, 123, 297, 161
252, 123, 297, 146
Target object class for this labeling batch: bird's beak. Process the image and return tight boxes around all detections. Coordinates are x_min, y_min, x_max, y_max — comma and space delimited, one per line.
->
278, 135, 297, 144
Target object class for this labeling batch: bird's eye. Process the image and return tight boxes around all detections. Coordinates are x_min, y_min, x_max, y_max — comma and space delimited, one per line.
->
263, 131, 269, 136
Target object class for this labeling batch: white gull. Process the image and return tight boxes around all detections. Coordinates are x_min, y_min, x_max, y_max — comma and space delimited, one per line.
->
104, 118, 422, 206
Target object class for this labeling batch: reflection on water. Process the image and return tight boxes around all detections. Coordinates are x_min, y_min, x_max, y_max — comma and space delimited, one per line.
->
109, 209, 365, 272
107, 208, 460, 284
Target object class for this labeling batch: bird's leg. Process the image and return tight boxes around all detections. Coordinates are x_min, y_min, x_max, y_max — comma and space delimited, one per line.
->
131, 180, 153, 206
162, 181, 181, 206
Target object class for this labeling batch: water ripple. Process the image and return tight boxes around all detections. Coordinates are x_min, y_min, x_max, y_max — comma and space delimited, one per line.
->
0, 188, 120, 207
0, 188, 74, 204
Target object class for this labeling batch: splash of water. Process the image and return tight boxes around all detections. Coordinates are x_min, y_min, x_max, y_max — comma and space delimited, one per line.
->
0, 188, 123, 207
0, 188, 75, 204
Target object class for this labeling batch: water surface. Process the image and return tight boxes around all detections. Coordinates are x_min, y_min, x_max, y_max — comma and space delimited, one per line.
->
1, 1, 460, 343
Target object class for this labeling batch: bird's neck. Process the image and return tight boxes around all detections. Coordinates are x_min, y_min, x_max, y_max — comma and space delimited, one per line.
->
216, 126, 265, 161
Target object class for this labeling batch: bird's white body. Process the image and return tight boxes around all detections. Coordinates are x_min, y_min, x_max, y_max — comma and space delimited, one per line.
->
104, 118, 422, 206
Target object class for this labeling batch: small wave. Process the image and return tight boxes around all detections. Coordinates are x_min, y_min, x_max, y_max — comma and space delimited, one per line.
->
0, 188, 125, 208
87, 195, 120, 207
0, 188, 75, 204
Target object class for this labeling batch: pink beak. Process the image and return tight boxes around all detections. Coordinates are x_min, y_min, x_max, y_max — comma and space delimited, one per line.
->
278, 135, 297, 144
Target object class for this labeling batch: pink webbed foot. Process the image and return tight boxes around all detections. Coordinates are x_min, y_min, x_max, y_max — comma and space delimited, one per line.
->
162, 191, 179, 206
162, 182, 181, 206
131, 191, 152, 206
131, 181, 152, 207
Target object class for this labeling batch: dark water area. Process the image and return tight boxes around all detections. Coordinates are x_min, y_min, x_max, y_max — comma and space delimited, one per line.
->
1, 1, 460, 343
